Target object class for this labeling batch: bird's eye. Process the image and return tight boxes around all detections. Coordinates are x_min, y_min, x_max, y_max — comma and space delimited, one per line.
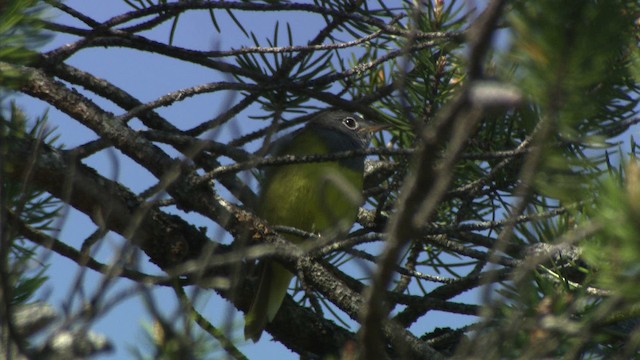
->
342, 117, 358, 130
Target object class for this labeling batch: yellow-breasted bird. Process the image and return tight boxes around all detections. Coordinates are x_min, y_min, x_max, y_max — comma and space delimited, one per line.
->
244, 111, 385, 342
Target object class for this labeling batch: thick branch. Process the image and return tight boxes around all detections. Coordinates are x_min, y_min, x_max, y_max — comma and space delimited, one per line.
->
2, 133, 357, 356
4, 134, 203, 268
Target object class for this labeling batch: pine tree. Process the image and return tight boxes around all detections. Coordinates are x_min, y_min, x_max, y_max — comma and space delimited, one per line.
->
1, 0, 640, 358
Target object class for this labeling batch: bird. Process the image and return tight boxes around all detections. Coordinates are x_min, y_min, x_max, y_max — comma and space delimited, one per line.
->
244, 110, 386, 342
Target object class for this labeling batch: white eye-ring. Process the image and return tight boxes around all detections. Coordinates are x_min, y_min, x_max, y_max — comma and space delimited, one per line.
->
342, 116, 358, 130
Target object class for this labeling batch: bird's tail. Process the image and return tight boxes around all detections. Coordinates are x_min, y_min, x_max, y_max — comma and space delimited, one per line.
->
244, 261, 293, 342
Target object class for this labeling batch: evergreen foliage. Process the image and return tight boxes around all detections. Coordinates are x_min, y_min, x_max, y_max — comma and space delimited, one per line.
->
2, 0, 640, 358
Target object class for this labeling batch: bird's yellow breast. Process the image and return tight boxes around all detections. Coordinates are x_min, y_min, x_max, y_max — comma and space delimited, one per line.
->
257, 130, 364, 244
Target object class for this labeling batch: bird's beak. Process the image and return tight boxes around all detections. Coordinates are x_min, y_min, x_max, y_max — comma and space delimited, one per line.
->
360, 122, 390, 134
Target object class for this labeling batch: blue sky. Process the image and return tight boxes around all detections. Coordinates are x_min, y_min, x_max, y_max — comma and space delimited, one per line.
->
15, 2, 482, 359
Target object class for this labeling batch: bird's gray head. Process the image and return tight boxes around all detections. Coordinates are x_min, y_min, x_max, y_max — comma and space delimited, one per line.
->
303, 110, 387, 171
307, 111, 381, 150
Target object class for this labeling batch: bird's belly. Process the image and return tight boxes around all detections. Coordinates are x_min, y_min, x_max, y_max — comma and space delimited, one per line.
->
257, 162, 363, 243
